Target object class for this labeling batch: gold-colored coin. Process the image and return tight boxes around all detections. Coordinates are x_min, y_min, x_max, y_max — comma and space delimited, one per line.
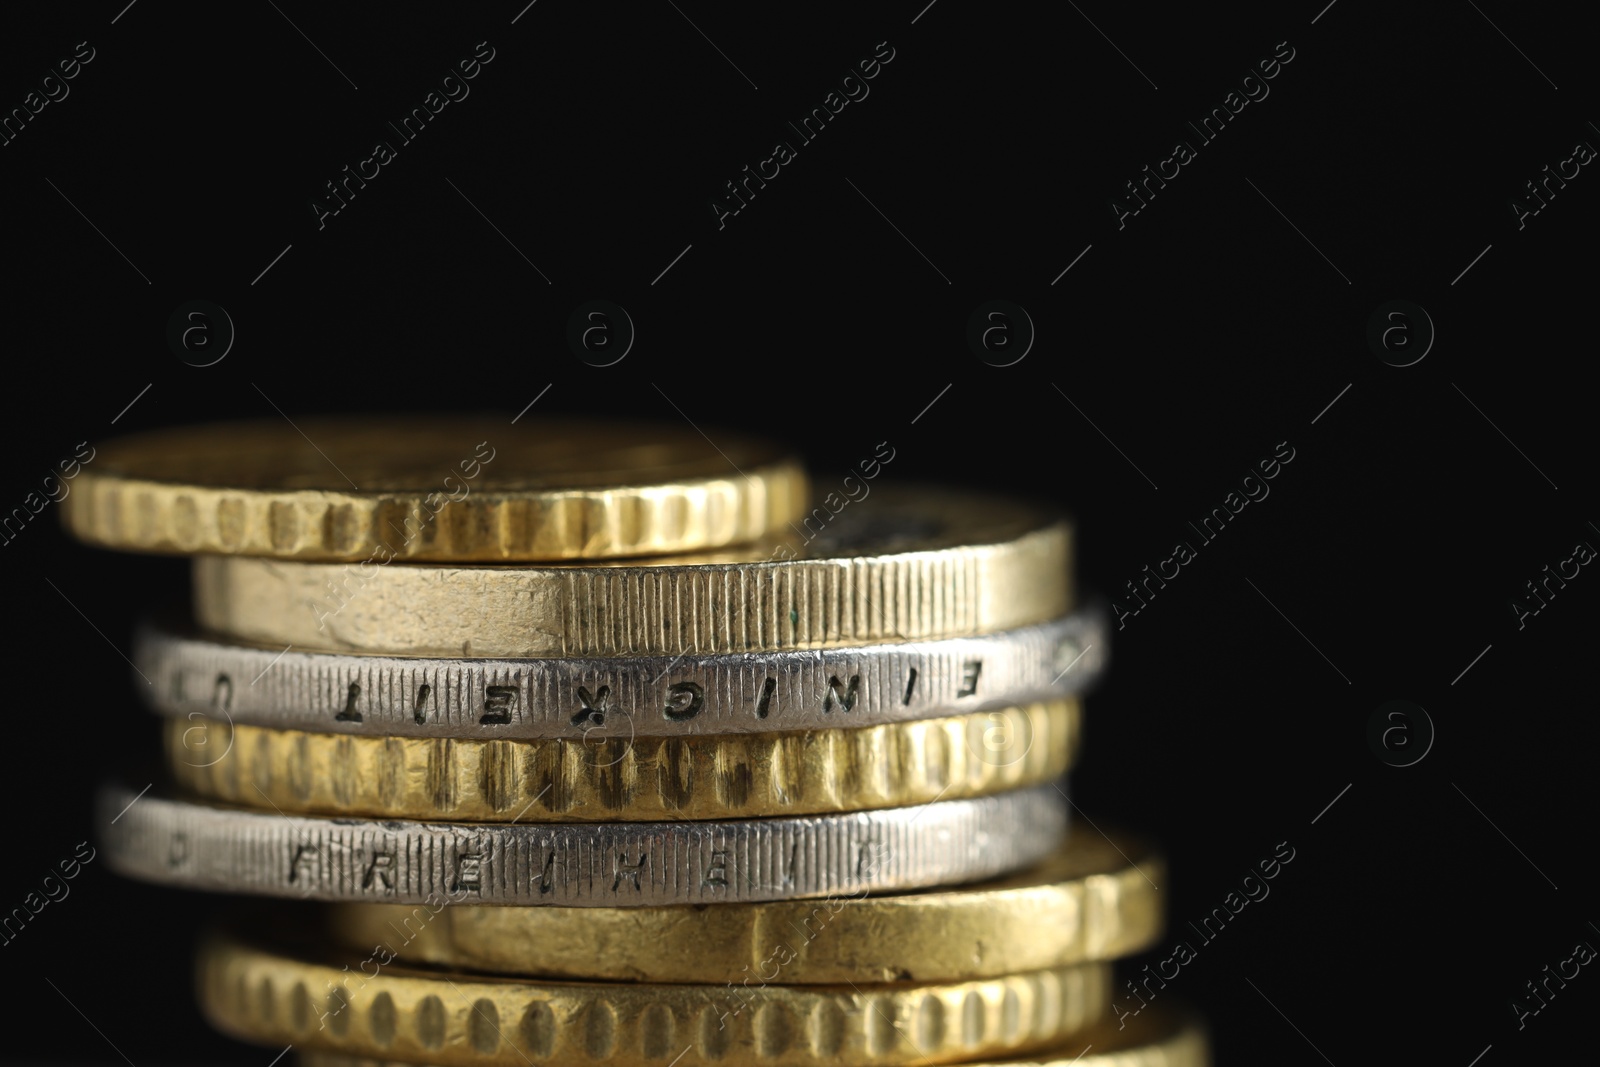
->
192, 485, 1071, 657
63, 417, 807, 561
1067, 1007, 1209, 1066
296, 1007, 1207, 1067
168, 701, 1078, 821
199, 927, 1111, 1067
326, 829, 1163, 983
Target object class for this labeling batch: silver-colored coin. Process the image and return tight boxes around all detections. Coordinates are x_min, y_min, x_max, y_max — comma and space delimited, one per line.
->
97, 781, 1068, 906
134, 609, 1106, 739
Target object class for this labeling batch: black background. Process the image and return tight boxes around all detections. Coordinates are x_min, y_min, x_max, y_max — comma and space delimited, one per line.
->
2, 1, 1595, 1063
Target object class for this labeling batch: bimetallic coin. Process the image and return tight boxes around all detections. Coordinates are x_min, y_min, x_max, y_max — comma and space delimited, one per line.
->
201, 926, 1111, 1067
63, 417, 807, 561
135, 609, 1107, 738
326, 829, 1163, 982
166, 700, 1079, 821
191, 485, 1072, 657
294, 1007, 1208, 1067
98, 780, 1069, 905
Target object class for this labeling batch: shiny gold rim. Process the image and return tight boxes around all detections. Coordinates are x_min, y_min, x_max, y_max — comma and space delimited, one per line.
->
64, 417, 808, 561
167, 700, 1078, 821
200, 928, 1112, 1067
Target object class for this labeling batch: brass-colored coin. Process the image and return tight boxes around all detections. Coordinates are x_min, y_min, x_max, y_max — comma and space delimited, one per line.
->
1078, 1007, 1209, 1065
63, 417, 808, 561
199, 928, 1111, 1067
296, 1006, 1207, 1067
192, 485, 1072, 657
167, 701, 1078, 821
327, 829, 1163, 983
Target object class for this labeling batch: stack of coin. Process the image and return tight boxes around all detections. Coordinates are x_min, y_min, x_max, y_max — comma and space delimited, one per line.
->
68, 417, 1207, 1067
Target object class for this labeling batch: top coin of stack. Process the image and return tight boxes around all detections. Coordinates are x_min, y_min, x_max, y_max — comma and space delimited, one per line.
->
68, 417, 1202, 1067
64, 416, 810, 561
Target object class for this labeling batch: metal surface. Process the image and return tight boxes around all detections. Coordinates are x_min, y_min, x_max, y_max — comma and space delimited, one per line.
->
136, 610, 1106, 738
99, 780, 1069, 905
293, 1008, 1208, 1067
166, 700, 1079, 821
199, 927, 1112, 1067
191, 485, 1072, 657
326, 829, 1163, 982
62, 417, 808, 561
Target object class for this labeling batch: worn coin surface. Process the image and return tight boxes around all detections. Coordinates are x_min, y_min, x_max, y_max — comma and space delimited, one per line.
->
98, 780, 1069, 904
62, 417, 808, 560
325, 829, 1162, 982
135, 609, 1105, 737
200, 926, 1112, 1067
166, 700, 1078, 821
192, 485, 1072, 657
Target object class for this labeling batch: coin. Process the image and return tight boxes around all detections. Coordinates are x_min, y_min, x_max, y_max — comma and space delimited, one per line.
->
98, 780, 1069, 904
294, 1007, 1207, 1067
325, 829, 1162, 983
199, 925, 1111, 1067
192, 485, 1072, 657
62, 417, 808, 561
1021, 1008, 1208, 1067
166, 700, 1079, 821
134, 610, 1106, 738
